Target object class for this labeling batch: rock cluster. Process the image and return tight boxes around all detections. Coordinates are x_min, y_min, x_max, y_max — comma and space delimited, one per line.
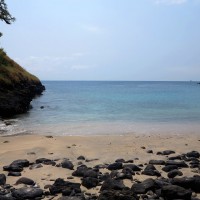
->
0, 150, 200, 199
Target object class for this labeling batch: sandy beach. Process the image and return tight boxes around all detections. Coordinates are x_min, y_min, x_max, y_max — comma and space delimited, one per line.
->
0, 133, 200, 199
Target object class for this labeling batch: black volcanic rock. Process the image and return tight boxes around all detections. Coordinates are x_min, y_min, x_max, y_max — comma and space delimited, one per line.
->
12, 187, 43, 199
15, 177, 35, 185
165, 160, 188, 168
161, 185, 192, 200
142, 164, 161, 177
100, 178, 125, 191
171, 176, 200, 193
72, 165, 88, 177
61, 159, 74, 170
123, 164, 141, 171
149, 160, 166, 165
98, 189, 138, 200
3, 159, 30, 173
131, 178, 156, 194
0, 81, 45, 117
49, 178, 81, 195
82, 177, 99, 189
167, 169, 183, 178
8, 172, 21, 177
107, 162, 123, 170
186, 151, 200, 158
162, 165, 178, 172
0, 174, 6, 185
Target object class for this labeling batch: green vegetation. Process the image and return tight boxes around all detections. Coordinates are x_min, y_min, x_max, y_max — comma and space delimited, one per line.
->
0, 0, 15, 37
0, 48, 40, 86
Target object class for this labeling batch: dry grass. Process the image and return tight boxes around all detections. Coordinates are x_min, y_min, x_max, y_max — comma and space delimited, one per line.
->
0, 49, 39, 86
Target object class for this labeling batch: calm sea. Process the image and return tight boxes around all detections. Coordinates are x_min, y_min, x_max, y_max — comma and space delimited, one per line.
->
1, 81, 200, 136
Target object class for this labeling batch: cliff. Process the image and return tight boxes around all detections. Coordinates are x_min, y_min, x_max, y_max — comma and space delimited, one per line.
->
0, 49, 45, 117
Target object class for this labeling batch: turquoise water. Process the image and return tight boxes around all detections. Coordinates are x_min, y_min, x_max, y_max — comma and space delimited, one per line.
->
1, 81, 200, 135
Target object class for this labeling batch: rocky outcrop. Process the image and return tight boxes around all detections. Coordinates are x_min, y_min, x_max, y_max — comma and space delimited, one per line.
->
0, 79, 45, 117
0, 49, 45, 117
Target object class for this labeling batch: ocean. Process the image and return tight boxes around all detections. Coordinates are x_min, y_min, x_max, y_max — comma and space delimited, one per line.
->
1, 81, 200, 136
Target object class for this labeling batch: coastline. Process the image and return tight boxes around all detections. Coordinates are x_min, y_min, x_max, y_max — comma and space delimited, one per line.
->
0, 133, 200, 199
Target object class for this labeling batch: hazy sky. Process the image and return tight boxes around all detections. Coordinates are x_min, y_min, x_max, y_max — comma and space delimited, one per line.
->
1, 0, 200, 81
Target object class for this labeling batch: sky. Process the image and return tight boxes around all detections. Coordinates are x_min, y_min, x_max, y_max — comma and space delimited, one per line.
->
1, 0, 200, 81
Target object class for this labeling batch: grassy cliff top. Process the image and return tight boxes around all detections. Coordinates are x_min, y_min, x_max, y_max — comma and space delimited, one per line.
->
0, 48, 40, 86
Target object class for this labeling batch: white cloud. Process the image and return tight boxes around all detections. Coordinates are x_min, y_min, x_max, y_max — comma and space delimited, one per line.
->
154, 0, 187, 5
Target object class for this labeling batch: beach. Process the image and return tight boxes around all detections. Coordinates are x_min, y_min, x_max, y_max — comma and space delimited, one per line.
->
1, 133, 200, 199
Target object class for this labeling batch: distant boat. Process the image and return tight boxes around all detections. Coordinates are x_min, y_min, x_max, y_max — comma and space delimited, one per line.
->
197, 82, 200, 85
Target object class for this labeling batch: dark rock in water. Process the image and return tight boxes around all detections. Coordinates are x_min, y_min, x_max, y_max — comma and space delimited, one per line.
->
186, 151, 200, 158
162, 165, 178, 172
100, 178, 125, 191
82, 177, 99, 189
12, 187, 43, 199
61, 159, 74, 170
72, 165, 88, 177
107, 162, 123, 170
8, 172, 21, 177
77, 156, 85, 160
165, 160, 188, 168
167, 169, 183, 178
0, 174, 6, 185
123, 164, 141, 171
98, 189, 138, 200
131, 178, 156, 194
161, 185, 192, 200
49, 178, 81, 195
149, 160, 166, 165
142, 164, 161, 177
15, 177, 35, 185
40, 106, 44, 109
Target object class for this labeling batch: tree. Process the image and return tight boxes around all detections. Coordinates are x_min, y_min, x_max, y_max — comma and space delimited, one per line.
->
0, 0, 15, 37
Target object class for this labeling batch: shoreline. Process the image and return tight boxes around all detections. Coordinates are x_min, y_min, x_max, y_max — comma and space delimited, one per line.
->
0, 133, 200, 199
1, 118, 200, 137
